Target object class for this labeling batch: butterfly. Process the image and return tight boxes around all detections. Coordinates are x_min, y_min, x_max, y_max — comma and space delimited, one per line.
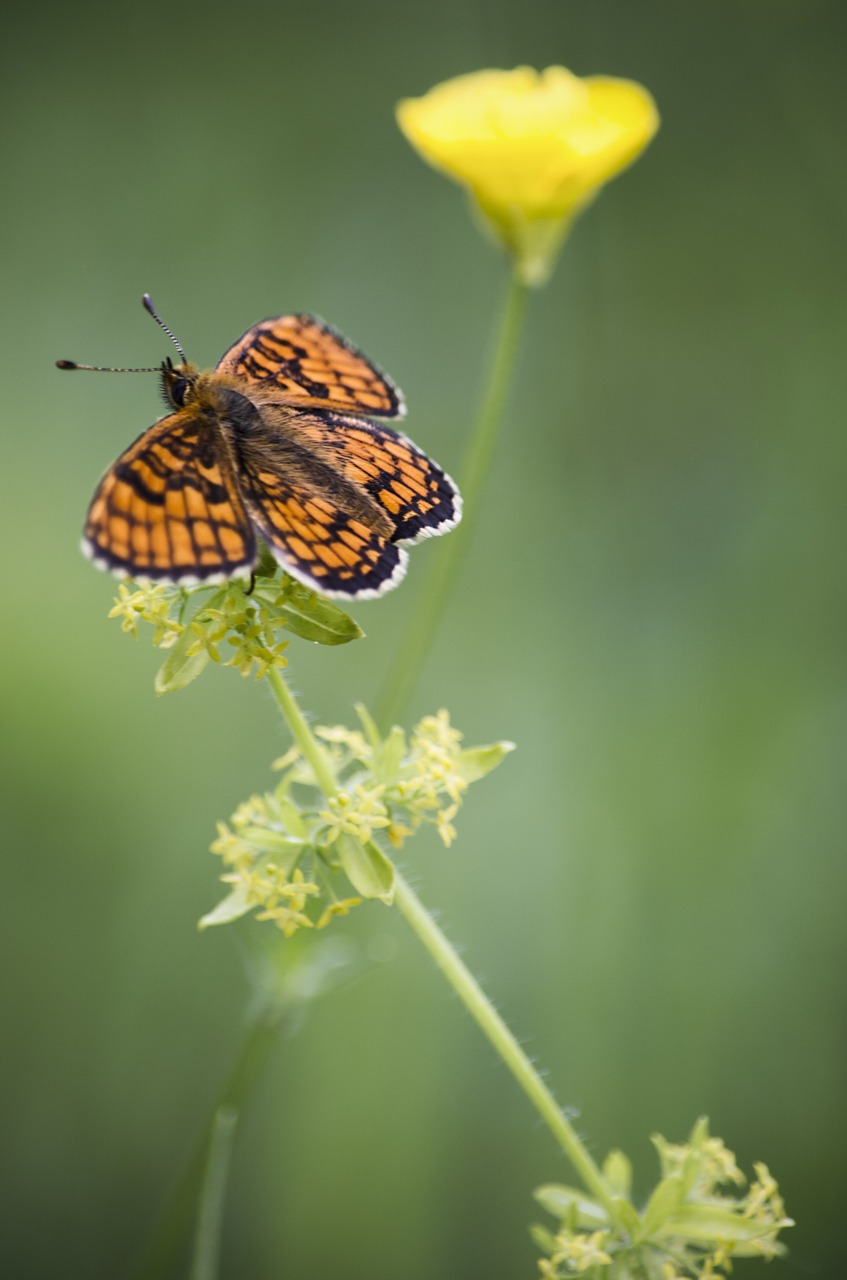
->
60, 297, 461, 599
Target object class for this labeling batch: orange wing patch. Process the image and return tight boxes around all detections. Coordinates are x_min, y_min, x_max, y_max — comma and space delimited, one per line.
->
287, 412, 462, 544
235, 456, 408, 599
83, 410, 256, 583
216, 315, 405, 419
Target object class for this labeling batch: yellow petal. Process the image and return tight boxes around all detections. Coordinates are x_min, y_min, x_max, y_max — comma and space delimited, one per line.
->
397, 66, 659, 284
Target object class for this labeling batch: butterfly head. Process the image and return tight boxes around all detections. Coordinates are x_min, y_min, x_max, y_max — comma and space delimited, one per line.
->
160, 356, 200, 409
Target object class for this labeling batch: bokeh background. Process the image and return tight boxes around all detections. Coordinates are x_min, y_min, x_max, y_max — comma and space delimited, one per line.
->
2, 1, 845, 1276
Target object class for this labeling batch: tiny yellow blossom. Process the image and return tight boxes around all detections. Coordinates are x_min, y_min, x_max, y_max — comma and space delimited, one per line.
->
321, 785, 391, 844
413, 709, 463, 753
316, 897, 362, 929
209, 821, 252, 868
701, 1136, 744, 1188
271, 745, 301, 772
316, 725, 371, 760
549, 1229, 612, 1274
386, 821, 415, 849
108, 585, 144, 636
397, 65, 658, 285
109, 582, 181, 642
255, 903, 314, 937
186, 619, 223, 663
436, 804, 459, 848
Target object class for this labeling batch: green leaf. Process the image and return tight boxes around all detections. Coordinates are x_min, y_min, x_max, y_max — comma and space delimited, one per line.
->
335, 834, 395, 902
534, 1184, 607, 1229
354, 702, 382, 751
687, 1116, 711, 1148
457, 740, 515, 782
154, 627, 210, 694
273, 795, 307, 841
198, 882, 254, 929
238, 828, 303, 873
269, 589, 363, 646
721, 1238, 789, 1260
372, 726, 407, 783
611, 1195, 642, 1240
656, 1204, 787, 1245
640, 1175, 684, 1238
603, 1149, 633, 1198
529, 1223, 559, 1256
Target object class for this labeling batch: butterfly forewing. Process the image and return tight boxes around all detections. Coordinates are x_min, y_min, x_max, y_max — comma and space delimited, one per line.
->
84, 410, 257, 583
216, 314, 405, 419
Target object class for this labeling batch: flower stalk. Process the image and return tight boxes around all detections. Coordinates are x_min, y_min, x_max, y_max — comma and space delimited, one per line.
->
375, 266, 529, 730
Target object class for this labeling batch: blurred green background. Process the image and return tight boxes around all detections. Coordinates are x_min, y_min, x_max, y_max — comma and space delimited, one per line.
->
2, 0, 845, 1275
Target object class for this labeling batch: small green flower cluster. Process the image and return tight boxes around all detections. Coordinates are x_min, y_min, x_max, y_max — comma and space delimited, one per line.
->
108, 571, 364, 692
201, 706, 513, 936
532, 1118, 792, 1279
315, 706, 490, 850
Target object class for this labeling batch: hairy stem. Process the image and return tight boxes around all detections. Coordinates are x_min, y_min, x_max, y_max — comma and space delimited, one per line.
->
267, 667, 336, 795
268, 666, 613, 1212
374, 269, 529, 731
392, 870, 614, 1214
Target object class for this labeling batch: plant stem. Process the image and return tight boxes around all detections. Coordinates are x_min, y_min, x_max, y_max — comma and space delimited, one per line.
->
266, 667, 336, 794
133, 999, 284, 1280
374, 268, 530, 731
268, 666, 613, 1214
392, 869, 615, 1215
189, 1107, 238, 1280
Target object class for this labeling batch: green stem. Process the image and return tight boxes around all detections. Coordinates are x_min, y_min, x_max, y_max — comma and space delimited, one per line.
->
374, 268, 530, 731
392, 870, 615, 1215
133, 1000, 284, 1280
268, 666, 613, 1213
189, 1107, 238, 1280
266, 667, 336, 795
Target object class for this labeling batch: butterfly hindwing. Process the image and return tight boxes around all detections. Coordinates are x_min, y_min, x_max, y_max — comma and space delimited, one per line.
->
216, 314, 405, 419
234, 444, 407, 599
83, 409, 257, 583
277, 410, 461, 544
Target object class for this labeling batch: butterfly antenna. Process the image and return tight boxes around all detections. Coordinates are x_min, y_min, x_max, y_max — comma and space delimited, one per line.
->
56, 360, 160, 373
142, 293, 187, 364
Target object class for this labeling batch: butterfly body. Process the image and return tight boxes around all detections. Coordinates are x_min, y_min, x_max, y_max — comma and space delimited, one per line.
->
78, 312, 461, 598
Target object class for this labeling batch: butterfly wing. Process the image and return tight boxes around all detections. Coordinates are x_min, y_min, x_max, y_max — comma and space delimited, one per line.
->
216, 315, 405, 419
83, 409, 257, 583
284, 411, 462, 545
235, 441, 407, 599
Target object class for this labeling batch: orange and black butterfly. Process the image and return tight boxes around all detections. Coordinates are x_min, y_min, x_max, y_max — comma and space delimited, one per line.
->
59, 296, 461, 598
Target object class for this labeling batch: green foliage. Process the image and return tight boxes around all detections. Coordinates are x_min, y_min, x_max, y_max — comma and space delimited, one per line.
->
533, 1119, 792, 1279
200, 707, 513, 934
107, 572, 363, 694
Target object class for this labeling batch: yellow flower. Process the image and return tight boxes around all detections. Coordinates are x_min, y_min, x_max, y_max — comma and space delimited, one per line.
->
316, 897, 362, 929
397, 66, 659, 285
435, 804, 459, 848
